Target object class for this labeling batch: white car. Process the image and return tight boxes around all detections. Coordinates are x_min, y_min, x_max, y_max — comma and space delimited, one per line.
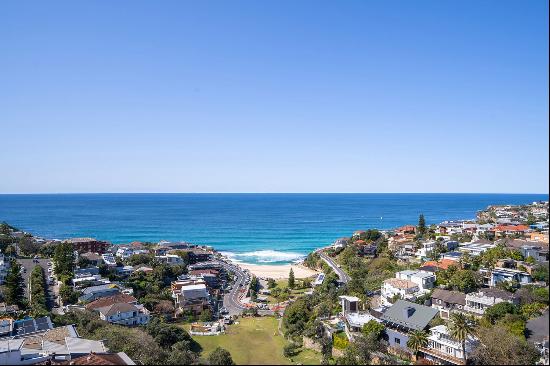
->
47, 268, 52, 273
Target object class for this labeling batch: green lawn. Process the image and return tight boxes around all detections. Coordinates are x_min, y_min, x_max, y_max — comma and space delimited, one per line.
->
189, 317, 321, 365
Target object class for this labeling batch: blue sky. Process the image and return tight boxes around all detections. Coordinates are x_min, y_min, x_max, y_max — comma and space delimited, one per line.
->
1, 1, 548, 193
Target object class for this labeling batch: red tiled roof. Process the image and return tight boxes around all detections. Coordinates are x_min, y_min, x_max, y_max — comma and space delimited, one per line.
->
422, 259, 457, 270
495, 225, 530, 232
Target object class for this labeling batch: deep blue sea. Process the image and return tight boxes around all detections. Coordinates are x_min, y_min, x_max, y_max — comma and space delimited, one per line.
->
0, 194, 547, 264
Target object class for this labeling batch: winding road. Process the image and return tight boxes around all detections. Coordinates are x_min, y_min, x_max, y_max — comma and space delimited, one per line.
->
317, 250, 351, 284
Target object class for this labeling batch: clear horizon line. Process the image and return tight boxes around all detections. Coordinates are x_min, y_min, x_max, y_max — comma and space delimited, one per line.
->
0, 191, 548, 195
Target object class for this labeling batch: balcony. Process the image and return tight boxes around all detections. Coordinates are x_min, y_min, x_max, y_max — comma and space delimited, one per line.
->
420, 346, 466, 365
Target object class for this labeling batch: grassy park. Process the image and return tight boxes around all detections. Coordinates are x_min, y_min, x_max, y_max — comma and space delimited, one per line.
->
189, 317, 321, 365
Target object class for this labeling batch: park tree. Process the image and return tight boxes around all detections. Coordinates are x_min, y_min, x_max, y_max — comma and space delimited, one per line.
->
288, 268, 295, 289
417, 214, 426, 236
207, 347, 235, 365
18, 236, 40, 256
471, 325, 540, 365
167, 341, 198, 365
53, 242, 75, 281
5, 259, 25, 307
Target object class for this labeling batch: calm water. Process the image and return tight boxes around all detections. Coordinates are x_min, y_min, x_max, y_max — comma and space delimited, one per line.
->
0, 194, 547, 264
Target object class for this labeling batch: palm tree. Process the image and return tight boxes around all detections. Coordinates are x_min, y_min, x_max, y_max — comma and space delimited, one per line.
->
448, 312, 476, 363
406, 330, 428, 361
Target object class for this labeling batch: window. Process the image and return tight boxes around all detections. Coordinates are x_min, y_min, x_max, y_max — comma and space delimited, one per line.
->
394, 338, 401, 344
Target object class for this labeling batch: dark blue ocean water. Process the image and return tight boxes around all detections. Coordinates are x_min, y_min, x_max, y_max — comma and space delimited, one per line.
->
0, 194, 547, 264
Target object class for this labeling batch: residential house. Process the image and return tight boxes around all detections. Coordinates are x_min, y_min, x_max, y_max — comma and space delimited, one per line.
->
530, 231, 549, 243
381, 278, 420, 305
0, 253, 9, 285
187, 269, 222, 289
174, 283, 211, 316
339, 296, 381, 333
479, 267, 532, 287
421, 325, 478, 365
101, 253, 117, 266
415, 241, 437, 258
420, 259, 460, 274
441, 251, 463, 262
430, 289, 466, 319
80, 252, 104, 266
333, 238, 349, 250
156, 241, 193, 252
457, 242, 497, 256
380, 300, 438, 351
0, 324, 133, 365
85, 293, 137, 310
96, 302, 150, 326
155, 254, 184, 265
438, 222, 464, 236
396, 270, 436, 292
78, 284, 121, 303
464, 288, 518, 316
494, 224, 531, 238
395, 225, 417, 235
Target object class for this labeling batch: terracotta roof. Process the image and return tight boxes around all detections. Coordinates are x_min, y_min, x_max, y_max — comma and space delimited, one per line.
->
495, 225, 530, 232
396, 225, 416, 232
86, 294, 137, 311
384, 278, 418, 289
422, 259, 457, 270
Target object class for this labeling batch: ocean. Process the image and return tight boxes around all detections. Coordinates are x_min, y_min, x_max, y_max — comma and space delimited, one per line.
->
0, 193, 547, 264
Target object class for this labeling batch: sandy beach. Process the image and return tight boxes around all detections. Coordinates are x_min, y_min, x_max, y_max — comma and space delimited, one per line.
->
236, 262, 319, 279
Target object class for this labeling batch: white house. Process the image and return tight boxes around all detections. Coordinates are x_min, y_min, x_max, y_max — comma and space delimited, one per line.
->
479, 267, 532, 287
0, 252, 9, 285
155, 254, 184, 265
457, 242, 497, 256
102, 253, 117, 267
381, 278, 420, 305
396, 270, 436, 292
422, 325, 478, 365
97, 302, 150, 326
464, 288, 517, 316
415, 241, 437, 258
115, 247, 134, 259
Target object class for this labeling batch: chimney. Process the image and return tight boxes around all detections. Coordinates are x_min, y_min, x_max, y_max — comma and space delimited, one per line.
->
402, 306, 415, 318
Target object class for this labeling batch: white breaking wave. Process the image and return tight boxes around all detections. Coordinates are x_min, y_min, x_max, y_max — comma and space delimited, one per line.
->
222, 249, 305, 264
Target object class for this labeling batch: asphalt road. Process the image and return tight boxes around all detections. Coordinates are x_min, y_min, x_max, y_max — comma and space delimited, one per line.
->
218, 260, 250, 315
17, 258, 57, 310
318, 251, 351, 284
